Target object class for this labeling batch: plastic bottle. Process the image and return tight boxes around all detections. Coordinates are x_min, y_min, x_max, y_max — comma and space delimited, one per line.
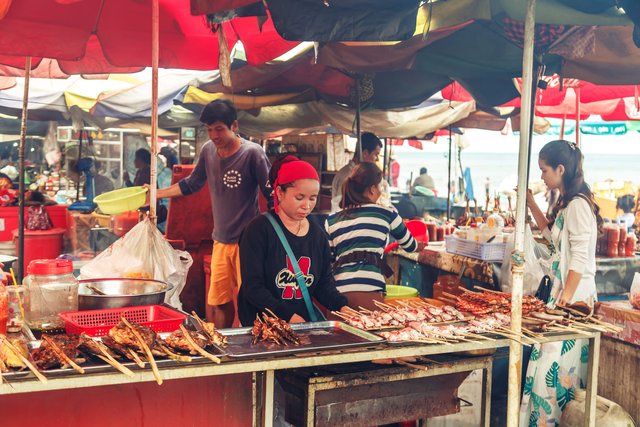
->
0, 284, 8, 335
607, 223, 620, 258
618, 224, 628, 258
626, 234, 637, 257
6, 285, 27, 333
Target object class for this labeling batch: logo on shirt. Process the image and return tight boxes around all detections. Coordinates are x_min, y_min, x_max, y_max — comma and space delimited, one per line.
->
276, 256, 314, 299
223, 169, 242, 188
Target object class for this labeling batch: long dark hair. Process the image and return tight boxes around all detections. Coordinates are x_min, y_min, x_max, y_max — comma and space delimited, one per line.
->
341, 162, 383, 211
539, 140, 602, 230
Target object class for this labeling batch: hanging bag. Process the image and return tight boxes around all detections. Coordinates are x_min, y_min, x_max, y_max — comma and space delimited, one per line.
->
265, 212, 324, 322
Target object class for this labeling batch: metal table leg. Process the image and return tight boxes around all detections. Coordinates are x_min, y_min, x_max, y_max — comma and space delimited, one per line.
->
584, 333, 601, 427
481, 363, 493, 427
253, 371, 276, 427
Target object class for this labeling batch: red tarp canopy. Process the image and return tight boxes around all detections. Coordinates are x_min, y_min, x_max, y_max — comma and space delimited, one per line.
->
0, 0, 295, 73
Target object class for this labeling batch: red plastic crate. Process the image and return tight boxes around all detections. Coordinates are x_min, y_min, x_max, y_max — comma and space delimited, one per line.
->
59, 305, 187, 337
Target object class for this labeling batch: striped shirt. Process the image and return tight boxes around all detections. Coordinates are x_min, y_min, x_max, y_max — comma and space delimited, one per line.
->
325, 204, 418, 293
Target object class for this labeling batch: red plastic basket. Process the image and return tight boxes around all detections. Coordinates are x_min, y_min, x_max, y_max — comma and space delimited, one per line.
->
59, 305, 187, 337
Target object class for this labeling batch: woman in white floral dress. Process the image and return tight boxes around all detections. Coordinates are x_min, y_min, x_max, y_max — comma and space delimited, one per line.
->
520, 140, 601, 426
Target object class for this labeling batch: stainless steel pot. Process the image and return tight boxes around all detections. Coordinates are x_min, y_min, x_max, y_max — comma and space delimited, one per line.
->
78, 278, 173, 310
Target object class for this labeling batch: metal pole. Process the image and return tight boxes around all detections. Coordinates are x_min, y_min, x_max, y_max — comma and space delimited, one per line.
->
507, 0, 537, 425
17, 56, 31, 282
149, 0, 159, 222
447, 127, 452, 220
356, 77, 362, 162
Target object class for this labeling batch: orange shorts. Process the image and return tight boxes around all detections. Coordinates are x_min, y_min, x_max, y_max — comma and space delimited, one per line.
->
208, 241, 242, 306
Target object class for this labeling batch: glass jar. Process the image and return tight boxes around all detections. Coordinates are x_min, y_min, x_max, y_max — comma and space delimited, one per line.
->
23, 259, 78, 337
626, 234, 637, 257
618, 226, 628, 258
7, 285, 28, 333
607, 225, 620, 258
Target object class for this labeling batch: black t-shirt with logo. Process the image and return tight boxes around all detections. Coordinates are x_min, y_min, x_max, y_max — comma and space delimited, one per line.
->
237, 212, 347, 326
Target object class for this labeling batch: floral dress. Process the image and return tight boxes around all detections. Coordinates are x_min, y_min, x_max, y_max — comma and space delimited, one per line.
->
519, 208, 597, 426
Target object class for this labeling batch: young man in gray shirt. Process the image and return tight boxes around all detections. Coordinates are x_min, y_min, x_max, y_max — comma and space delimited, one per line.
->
157, 99, 271, 327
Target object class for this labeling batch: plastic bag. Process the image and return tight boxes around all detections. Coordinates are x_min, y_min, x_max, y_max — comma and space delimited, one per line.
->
80, 219, 193, 309
26, 205, 53, 231
630, 272, 640, 309
500, 224, 550, 295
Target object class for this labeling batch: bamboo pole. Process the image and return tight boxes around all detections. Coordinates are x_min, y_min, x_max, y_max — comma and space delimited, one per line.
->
17, 56, 31, 281
507, 0, 537, 425
149, 0, 159, 222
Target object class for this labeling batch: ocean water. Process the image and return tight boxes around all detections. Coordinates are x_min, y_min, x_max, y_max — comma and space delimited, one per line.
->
391, 131, 640, 205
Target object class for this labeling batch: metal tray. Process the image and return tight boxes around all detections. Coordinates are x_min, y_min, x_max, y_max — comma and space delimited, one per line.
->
218, 321, 384, 359
1, 332, 227, 382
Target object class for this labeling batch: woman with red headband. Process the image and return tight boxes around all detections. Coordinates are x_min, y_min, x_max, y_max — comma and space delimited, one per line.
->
237, 156, 349, 325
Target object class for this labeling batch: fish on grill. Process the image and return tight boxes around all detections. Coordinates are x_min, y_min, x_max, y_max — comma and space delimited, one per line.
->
108, 320, 156, 351
163, 330, 209, 354
32, 334, 80, 370
0, 336, 28, 370
77, 333, 119, 360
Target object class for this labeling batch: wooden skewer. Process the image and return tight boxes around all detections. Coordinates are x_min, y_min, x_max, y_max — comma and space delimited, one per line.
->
473, 285, 506, 295
121, 317, 162, 385
374, 300, 396, 310
0, 336, 48, 384
42, 335, 85, 374
94, 341, 134, 377
441, 291, 460, 301
96, 355, 134, 377
373, 300, 392, 312
357, 306, 373, 314
342, 306, 365, 317
127, 349, 146, 368
521, 327, 544, 339
331, 311, 353, 321
488, 330, 531, 347
465, 332, 497, 341
157, 342, 193, 363
179, 325, 221, 364
547, 326, 592, 336
458, 286, 474, 294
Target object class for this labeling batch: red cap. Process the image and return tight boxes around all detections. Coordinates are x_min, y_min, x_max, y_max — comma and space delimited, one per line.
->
27, 259, 73, 275
274, 159, 319, 213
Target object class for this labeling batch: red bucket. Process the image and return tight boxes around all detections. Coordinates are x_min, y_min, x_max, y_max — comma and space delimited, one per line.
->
12, 228, 65, 273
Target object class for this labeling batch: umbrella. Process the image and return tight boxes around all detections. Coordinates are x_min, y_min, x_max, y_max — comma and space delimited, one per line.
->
0, 0, 294, 279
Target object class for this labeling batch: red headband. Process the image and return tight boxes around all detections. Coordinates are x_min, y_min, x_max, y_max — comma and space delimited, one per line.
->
274, 159, 319, 213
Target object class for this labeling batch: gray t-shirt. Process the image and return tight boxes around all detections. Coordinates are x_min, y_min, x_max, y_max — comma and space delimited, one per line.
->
178, 139, 271, 244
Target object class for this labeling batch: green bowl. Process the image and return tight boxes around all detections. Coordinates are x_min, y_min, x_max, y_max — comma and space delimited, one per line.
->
385, 284, 419, 299
94, 187, 148, 214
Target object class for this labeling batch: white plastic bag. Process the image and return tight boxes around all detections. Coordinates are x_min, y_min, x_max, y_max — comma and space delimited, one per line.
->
500, 224, 549, 295
80, 219, 193, 309
630, 272, 640, 309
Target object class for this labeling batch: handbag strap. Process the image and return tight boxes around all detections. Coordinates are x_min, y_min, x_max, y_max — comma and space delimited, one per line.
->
265, 212, 318, 321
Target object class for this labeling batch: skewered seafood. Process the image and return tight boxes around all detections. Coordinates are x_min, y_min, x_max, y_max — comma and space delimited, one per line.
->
191, 311, 227, 347
451, 290, 545, 316
108, 320, 156, 351
164, 330, 209, 354
0, 336, 28, 370
32, 334, 80, 370
251, 314, 301, 346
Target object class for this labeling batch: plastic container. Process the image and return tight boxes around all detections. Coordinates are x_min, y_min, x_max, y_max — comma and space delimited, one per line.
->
385, 284, 419, 300
6, 285, 27, 333
445, 234, 507, 262
112, 211, 140, 237
94, 186, 148, 215
60, 305, 187, 337
12, 228, 65, 273
24, 259, 78, 335
0, 284, 8, 335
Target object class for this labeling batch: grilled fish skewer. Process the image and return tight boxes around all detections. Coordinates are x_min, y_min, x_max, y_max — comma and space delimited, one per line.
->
42, 335, 85, 374
0, 335, 48, 384
179, 325, 220, 364
121, 317, 162, 385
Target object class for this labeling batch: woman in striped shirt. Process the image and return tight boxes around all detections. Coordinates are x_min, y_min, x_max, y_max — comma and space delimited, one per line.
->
325, 163, 419, 310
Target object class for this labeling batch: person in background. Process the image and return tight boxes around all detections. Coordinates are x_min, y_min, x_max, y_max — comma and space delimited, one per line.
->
326, 162, 418, 311
331, 132, 390, 212
522, 139, 602, 425
123, 148, 151, 187
616, 194, 635, 231
237, 156, 349, 325
156, 99, 272, 328
411, 167, 436, 193
390, 155, 400, 187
